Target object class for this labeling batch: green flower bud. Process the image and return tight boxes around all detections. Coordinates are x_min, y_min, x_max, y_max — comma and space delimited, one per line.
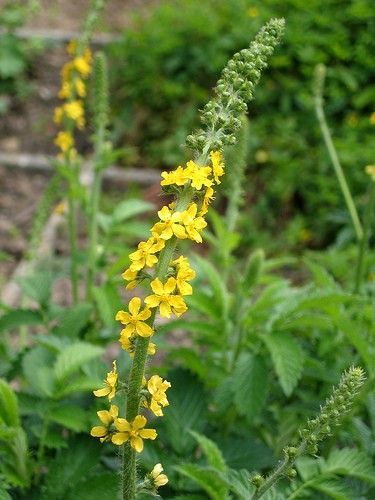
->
251, 474, 265, 488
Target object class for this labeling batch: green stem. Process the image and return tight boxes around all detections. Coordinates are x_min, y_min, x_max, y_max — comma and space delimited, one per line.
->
86, 168, 103, 299
251, 442, 306, 500
314, 95, 363, 242
354, 183, 375, 294
67, 186, 79, 304
35, 417, 50, 482
121, 186, 194, 500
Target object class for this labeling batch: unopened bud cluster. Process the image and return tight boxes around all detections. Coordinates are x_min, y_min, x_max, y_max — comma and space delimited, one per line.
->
186, 18, 285, 154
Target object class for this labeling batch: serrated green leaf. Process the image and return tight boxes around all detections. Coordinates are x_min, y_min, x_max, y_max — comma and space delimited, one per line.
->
190, 431, 227, 472
41, 437, 101, 499
175, 464, 229, 500
49, 405, 88, 432
225, 468, 255, 499
0, 379, 19, 427
160, 369, 206, 454
233, 353, 269, 422
22, 346, 55, 397
53, 303, 93, 338
194, 255, 229, 319
0, 309, 43, 332
54, 342, 103, 382
53, 375, 101, 398
66, 472, 119, 500
17, 271, 53, 306
322, 448, 375, 484
262, 332, 304, 396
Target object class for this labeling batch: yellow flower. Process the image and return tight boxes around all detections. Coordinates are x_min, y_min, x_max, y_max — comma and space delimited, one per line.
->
173, 256, 195, 295
210, 151, 224, 184
180, 203, 207, 243
365, 165, 375, 182
112, 415, 157, 452
54, 131, 74, 152
116, 297, 154, 338
129, 237, 164, 271
93, 360, 118, 401
90, 404, 118, 442
370, 112, 375, 125
186, 160, 212, 190
58, 81, 71, 99
73, 56, 91, 77
200, 186, 215, 216
64, 100, 85, 127
145, 278, 187, 318
161, 165, 190, 186
152, 206, 186, 240
54, 106, 64, 124
67, 39, 77, 56
150, 463, 168, 487
146, 375, 171, 417
75, 78, 86, 97
121, 267, 139, 290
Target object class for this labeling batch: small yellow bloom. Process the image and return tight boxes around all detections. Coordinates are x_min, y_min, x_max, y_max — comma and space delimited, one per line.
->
58, 81, 72, 99
255, 149, 269, 163
173, 255, 195, 295
180, 203, 207, 243
112, 415, 157, 452
145, 278, 187, 318
75, 78, 86, 97
129, 237, 164, 271
150, 463, 168, 487
200, 186, 215, 216
369, 112, 375, 125
146, 375, 171, 417
152, 206, 186, 240
161, 165, 190, 186
67, 39, 77, 56
116, 297, 154, 338
186, 160, 212, 190
93, 360, 118, 401
54, 106, 64, 124
74, 56, 91, 77
54, 131, 74, 152
121, 267, 139, 290
210, 151, 224, 184
53, 201, 66, 215
64, 100, 85, 127
90, 404, 118, 443
365, 165, 375, 182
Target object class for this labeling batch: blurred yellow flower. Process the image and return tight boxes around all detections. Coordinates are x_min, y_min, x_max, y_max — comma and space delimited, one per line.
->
54, 131, 74, 152
365, 165, 375, 182
247, 6, 259, 17
150, 463, 168, 487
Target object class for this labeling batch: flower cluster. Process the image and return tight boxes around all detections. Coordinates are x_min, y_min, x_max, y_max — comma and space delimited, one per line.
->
53, 40, 92, 158
91, 150, 225, 490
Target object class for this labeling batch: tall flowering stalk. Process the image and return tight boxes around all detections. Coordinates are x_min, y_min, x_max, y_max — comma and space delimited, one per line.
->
54, 0, 105, 303
90, 18, 285, 498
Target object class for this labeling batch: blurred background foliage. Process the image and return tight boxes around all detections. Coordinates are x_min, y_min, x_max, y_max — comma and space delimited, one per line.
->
108, 0, 375, 248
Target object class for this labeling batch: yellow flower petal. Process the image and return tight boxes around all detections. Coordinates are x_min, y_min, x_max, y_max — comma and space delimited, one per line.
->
90, 426, 107, 437
130, 435, 144, 452
132, 415, 147, 430
112, 432, 129, 445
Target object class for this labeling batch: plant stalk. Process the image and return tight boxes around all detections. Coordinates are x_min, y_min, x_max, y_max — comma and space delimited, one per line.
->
354, 183, 375, 294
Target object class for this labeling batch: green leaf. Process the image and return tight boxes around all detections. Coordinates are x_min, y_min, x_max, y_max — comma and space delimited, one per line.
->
194, 255, 230, 319
54, 342, 103, 382
18, 271, 53, 306
92, 283, 121, 327
322, 448, 375, 484
175, 464, 229, 500
190, 431, 227, 472
53, 303, 93, 338
0, 309, 43, 332
41, 437, 101, 499
0, 379, 19, 427
233, 353, 269, 422
160, 369, 206, 454
112, 198, 154, 223
224, 469, 255, 499
49, 405, 88, 432
66, 472, 119, 500
53, 375, 102, 398
262, 332, 304, 396
22, 346, 55, 397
